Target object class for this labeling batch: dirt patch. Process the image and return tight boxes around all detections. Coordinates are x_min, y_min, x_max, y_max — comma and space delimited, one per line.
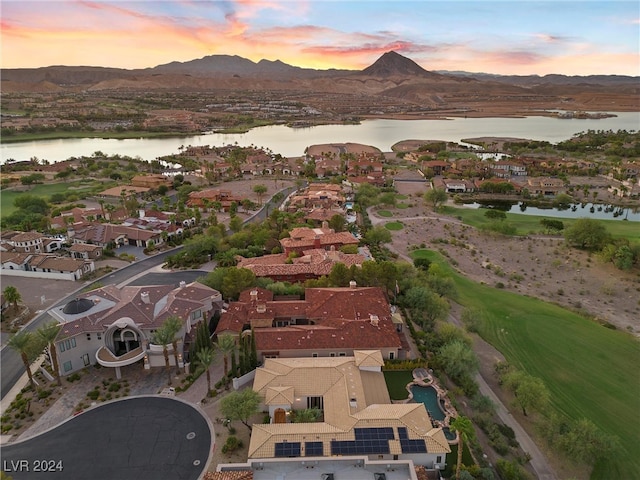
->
369, 204, 640, 334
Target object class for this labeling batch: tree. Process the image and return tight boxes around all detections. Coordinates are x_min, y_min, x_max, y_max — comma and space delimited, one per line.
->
217, 334, 236, 378
3, 286, 21, 313
328, 262, 352, 287
450, 416, 475, 480
292, 408, 322, 423
163, 316, 183, 374
37, 322, 62, 386
191, 319, 212, 364
437, 340, 479, 383
378, 192, 397, 207
564, 218, 609, 250
7, 331, 37, 390
364, 225, 392, 246
219, 388, 261, 431
328, 214, 346, 232
196, 347, 215, 394
151, 325, 175, 386
253, 184, 268, 205
503, 370, 549, 416
424, 188, 448, 210
229, 215, 244, 233
484, 209, 506, 220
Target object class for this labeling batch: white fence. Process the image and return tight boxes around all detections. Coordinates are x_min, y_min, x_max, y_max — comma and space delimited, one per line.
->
1, 269, 78, 281
232, 369, 256, 390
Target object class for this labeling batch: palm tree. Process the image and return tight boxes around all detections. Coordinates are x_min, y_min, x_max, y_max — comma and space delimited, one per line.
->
196, 347, 215, 394
152, 326, 174, 386
37, 322, 62, 386
163, 316, 183, 374
3, 285, 21, 313
7, 330, 37, 390
216, 334, 236, 378
450, 416, 475, 480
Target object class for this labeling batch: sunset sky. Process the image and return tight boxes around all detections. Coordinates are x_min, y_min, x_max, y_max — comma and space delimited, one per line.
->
2, 1, 638, 76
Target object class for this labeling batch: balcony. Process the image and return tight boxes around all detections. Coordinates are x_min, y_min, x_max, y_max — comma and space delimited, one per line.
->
95, 345, 146, 368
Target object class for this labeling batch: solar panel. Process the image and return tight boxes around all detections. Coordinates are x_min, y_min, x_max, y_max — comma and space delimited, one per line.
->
400, 438, 427, 454
354, 427, 395, 441
331, 439, 390, 455
274, 442, 301, 457
305, 441, 323, 456
397, 427, 408, 439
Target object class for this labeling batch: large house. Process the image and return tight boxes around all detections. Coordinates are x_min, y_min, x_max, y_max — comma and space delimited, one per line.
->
48, 282, 222, 379
215, 285, 405, 362
243, 351, 449, 470
236, 247, 366, 283
280, 227, 359, 256
1, 251, 94, 281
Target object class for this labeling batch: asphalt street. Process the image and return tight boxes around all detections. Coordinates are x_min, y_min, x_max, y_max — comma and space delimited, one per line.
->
1, 396, 212, 480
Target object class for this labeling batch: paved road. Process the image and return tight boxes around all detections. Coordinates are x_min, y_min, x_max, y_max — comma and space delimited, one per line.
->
1, 396, 212, 480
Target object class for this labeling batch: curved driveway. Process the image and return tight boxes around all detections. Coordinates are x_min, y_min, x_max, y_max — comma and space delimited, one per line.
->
1, 396, 212, 480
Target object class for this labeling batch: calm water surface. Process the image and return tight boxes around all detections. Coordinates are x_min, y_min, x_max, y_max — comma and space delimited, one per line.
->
2, 113, 639, 163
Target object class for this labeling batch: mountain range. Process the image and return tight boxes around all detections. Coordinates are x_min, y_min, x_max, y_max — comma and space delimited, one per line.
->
2, 51, 637, 112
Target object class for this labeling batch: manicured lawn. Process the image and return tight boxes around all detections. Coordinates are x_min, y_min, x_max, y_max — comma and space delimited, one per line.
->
1, 181, 105, 216
396, 203, 409, 209
385, 222, 404, 231
395, 194, 409, 200
410, 249, 640, 479
383, 370, 413, 400
443, 206, 640, 242
377, 210, 393, 217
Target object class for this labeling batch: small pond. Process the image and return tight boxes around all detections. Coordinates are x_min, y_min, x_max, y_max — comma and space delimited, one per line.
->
461, 201, 640, 221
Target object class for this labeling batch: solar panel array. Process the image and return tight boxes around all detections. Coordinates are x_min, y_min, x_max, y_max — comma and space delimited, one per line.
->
330, 428, 395, 455
274, 442, 301, 457
305, 441, 324, 456
397, 427, 427, 453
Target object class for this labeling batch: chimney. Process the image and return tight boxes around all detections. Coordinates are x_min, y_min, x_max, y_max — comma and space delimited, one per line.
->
349, 280, 357, 289
369, 314, 379, 327
141, 292, 150, 304
321, 220, 329, 229
256, 304, 266, 314
250, 289, 258, 303
314, 235, 321, 248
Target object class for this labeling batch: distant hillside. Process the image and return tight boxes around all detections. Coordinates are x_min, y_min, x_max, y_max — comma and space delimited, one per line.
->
437, 70, 640, 87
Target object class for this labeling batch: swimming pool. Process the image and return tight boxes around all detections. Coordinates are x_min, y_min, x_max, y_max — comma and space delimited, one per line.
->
411, 385, 446, 422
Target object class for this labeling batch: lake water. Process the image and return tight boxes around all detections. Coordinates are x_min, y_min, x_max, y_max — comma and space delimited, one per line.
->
2, 112, 639, 163
462, 201, 640, 221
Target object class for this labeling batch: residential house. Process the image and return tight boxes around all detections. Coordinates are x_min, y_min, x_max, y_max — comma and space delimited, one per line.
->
187, 189, 246, 211
422, 160, 451, 176
69, 243, 103, 260
280, 227, 359, 256
236, 246, 366, 282
131, 174, 171, 189
1, 251, 94, 281
490, 160, 527, 178
215, 285, 405, 362
244, 351, 449, 470
433, 178, 476, 193
48, 281, 222, 378
526, 177, 566, 196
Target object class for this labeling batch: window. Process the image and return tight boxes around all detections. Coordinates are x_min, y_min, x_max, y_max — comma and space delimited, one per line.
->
436, 456, 442, 463
338, 352, 346, 357
63, 361, 73, 372
312, 353, 318, 358
191, 310, 202, 321
97, 333, 102, 340
86, 334, 91, 341
388, 352, 395, 360
63, 338, 77, 351
330, 353, 336, 357
82, 354, 90, 366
